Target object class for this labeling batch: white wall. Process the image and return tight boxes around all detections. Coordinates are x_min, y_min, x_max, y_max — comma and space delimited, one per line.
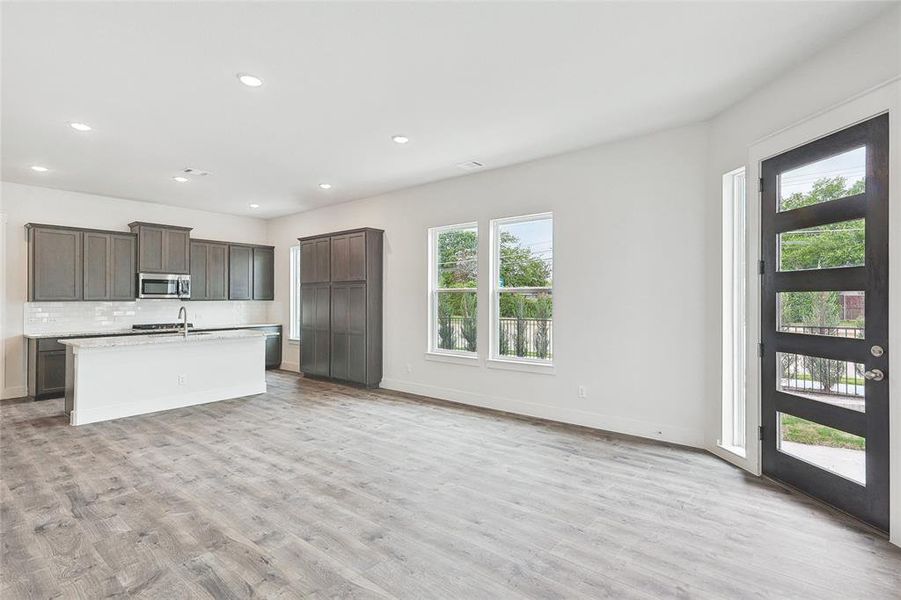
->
702, 6, 901, 545
268, 124, 711, 447
0, 182, 269, 398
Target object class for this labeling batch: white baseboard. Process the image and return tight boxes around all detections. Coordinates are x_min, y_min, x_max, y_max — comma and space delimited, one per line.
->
279, 360, 300, 372
381, 378, 704, 448
2, 386, 28, 400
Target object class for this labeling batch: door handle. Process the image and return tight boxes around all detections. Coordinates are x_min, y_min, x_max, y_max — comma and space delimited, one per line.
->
864, 369, 885, 382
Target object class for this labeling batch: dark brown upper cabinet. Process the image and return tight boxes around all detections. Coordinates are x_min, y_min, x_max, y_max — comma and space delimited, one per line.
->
27, 222, 273, 303
330, 232, 366, 282
109, 234, 138, 299
228, 244, 274, 301
26, 224, 136, 302
26, 225, 83, 301
190, 240, 229, 301
228, 244, 275, 300
129, 222, 192, 274
252, 246, 274, 300
300, 237, 330, 283
83, 232, 137, 301
228, 245, 253, 300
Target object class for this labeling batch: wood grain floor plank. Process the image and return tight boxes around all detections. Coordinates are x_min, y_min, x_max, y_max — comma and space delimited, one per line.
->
2, 370, 900, 599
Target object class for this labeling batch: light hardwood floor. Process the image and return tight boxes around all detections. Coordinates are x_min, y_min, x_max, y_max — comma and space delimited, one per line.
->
2, 370, 899, 599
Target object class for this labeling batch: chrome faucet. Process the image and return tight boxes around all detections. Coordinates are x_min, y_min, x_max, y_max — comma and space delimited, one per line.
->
177, 306, 188, 339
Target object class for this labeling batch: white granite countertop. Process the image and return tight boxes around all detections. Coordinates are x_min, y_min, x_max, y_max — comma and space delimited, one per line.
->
24, 323, 282, 340
60, 329, 266, 349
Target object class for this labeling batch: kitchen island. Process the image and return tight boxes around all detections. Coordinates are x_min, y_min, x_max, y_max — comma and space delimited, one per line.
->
61, 330, 266, 425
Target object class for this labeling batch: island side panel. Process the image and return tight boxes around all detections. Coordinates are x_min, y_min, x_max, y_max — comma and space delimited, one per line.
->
68, 336, 265, 425
64, 347, 75, 416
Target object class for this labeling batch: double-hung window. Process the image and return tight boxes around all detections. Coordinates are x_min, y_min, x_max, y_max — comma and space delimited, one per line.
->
429, 223, 479, 355
491, 213, 553, 363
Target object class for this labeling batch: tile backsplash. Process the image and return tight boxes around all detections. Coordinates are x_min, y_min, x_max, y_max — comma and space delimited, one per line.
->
24, 300, 271, 335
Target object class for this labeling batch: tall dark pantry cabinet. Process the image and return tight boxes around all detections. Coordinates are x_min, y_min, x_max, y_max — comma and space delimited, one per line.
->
299, 228, 383, 387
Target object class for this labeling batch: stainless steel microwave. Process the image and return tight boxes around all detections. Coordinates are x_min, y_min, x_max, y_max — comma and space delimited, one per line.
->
137, 273, 191, 299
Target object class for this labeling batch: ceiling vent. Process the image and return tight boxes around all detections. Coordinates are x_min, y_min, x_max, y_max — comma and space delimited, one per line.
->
456, 160, 484, 171
182, 167, 210, 177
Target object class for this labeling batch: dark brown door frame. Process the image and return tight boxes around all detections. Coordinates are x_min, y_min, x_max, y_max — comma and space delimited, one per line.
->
760, 113, 890, 532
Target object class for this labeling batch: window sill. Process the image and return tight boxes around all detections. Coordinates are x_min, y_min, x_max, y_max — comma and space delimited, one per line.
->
717, 442, 747, 459
424, 351, 480, 366
288, 338, 299, 345
487, 357, 555, 375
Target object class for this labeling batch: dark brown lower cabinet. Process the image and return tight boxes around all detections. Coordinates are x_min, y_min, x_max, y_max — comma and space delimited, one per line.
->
264, 331, 282, 369
330, 283, 367, 383
35, 351, 66, 399
27, 338, 68, 400
300, 284, 331, 377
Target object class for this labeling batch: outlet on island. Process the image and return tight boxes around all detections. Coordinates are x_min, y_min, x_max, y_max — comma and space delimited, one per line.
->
177, 374, 187, 385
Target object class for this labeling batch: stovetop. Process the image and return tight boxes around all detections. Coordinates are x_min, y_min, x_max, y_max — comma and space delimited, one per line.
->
132, 322, 194, 330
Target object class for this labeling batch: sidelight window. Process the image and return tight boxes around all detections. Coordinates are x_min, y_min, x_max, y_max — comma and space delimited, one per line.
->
428, 223, 478, 355
721, 168, 747, 455
490, 214, 553, 364
289, 244, 301, 341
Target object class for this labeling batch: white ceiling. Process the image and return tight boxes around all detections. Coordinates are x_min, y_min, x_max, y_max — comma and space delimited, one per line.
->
1, 1, 892, 218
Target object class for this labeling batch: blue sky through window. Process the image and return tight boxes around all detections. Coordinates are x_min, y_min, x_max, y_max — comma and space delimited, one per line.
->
500, 217, 553, 284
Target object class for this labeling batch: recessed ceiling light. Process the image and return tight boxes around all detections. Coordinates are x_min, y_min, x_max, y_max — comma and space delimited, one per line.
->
392, 135, 409, 144
249, 203, 260, 209
318, 183, 332, 190
69, 122, 92, 132
172, 176, 189, 183
30, 165, 49, 172
237, 73, 263, 88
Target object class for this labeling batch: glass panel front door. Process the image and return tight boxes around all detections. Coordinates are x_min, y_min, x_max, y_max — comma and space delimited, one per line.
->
761, 114, 889, 532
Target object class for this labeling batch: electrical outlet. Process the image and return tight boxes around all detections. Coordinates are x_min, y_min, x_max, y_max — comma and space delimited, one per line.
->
177, 374, 187, 385
578, 385, 587, 398
406, 363, 413, 374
